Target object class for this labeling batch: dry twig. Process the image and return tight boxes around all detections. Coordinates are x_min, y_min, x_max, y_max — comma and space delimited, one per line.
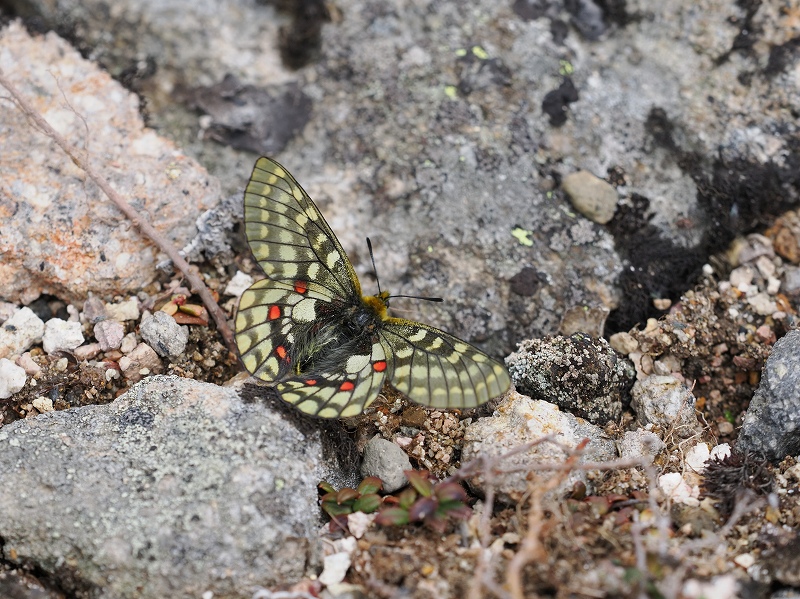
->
0, 69, 236, 353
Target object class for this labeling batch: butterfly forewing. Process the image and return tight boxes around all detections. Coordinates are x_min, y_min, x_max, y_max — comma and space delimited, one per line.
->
245, 157, 362, 299
380, 319, 511, 410
236, 157, 511, 418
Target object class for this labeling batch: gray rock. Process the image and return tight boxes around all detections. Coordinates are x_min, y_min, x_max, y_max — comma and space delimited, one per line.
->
562, 170, 619, 225
139, 312, 189, 358
505, 333, 635, 426
631, 375, 702, 439
41, 318, 84, 355
617, 429, 666, 465
360, 437, 412, 493
0, 376, 350, 599
0, 307, 45, 360
737, 330, 800, 461
461, 391, 617, 504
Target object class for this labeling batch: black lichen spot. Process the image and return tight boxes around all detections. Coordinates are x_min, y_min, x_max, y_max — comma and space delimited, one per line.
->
605, 194, 705, 332
189, 75, 312, 155
117, 407, 155, 430
715, 0, 762, 65
266, 0, 331, 70
565, 0, 606, 40
456, 49, 513, 97
509, 267, 543, 296
765, 36, 800, 77
644, 107, 676, 151
542, 78, 578, 127
512, 0, 550, 21
100, 252, 107, 262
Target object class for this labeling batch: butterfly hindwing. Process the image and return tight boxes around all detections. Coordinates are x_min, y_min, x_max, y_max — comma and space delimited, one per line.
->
275, 339, 388, 418
380, 319, 511, 410
235, 279, 325, 381
244, 157, 362, 300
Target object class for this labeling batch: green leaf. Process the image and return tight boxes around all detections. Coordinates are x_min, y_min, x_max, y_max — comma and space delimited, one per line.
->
438, 503, 472, 521
406, 470, 434, 497
336, 488, 359, 504
322, 501, 353, 518
434, 482, 467, 503
357, 477, 383, 496
353, 493, 382, 514
398, 487, 418, 510
375, 506, 410, 526
318, 481, 336, 494
409, 497, 438, 522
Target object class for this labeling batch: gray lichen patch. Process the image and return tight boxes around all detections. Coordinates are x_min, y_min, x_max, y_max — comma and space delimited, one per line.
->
505, 333, 635, 425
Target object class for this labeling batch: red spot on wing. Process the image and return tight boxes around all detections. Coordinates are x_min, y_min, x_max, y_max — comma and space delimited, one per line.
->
339, 381, 355, 391
305, 379, 317, 386
275, 345, 287, 359
373, 360, 387, 372
268, 305, 281, 320
294, 280, 308, 294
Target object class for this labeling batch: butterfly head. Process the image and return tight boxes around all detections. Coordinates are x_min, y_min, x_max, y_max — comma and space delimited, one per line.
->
362, 291, 391, 319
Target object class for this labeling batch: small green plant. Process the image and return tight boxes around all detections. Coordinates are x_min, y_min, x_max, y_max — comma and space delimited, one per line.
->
374, 470, 472, 533
318, 476, 383, 519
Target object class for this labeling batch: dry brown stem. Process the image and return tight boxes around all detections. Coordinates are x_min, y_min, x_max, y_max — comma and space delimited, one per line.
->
0, 69, 236, 353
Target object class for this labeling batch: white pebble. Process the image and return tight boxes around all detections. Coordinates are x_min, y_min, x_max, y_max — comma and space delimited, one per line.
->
224, 271, 255, 298
105, 297, 140, 321
42, 318, 85, 354
0, 307, 45, 358
32, 396, 54, 412
0, 358, 27, 399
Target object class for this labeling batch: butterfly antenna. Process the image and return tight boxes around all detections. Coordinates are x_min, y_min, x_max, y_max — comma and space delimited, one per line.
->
366, 237, 382, 296
365, 238, 443, 303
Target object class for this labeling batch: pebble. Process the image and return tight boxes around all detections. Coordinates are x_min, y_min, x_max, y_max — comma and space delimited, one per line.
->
139, 312, 189, 358
630, 375, 702, 439
119, 343, 163, 382
561, 170, 618, 224
42, 318, 85, 354
685, 443, 711, 472
360, 436, 412, 493
225, 271, 255, 298
74, 343, 102, 361
616, 429, 665, 465
729, 265, 754, 290
82, 295, 108, 323
94, 320, 125, 351
747, 292, 778, 316
0, 306, 45, 359
119, 332, 138, 354
105, 297, 140, 322
609, 331, 639, 355
0, 358, 27, 399
15, 352, 41, 375
32, 396, 54, 413
717, 421, 734, 435
0, 301, 17, 323
658, 472, 698, 506
783, 265, 800, 294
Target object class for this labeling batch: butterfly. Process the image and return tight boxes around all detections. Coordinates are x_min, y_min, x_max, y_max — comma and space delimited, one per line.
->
235, 157, 510, 418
